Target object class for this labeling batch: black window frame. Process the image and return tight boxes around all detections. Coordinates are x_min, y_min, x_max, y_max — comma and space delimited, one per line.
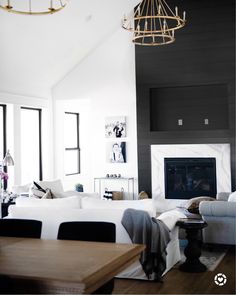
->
21, 107, 43, 181
65, 112, 80, 176
0, 104, 7, 189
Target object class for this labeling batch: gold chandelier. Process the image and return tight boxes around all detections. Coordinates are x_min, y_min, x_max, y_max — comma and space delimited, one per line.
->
0, 0, 68, 15
122, 0, 186, 46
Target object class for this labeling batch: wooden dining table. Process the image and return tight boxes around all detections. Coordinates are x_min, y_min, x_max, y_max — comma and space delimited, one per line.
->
0, 237, 145, 294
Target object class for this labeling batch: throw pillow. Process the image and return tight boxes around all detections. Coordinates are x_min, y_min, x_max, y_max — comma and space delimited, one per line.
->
42, 189, 53, 199
112, 191, 123, 200
138, 191, 149, 200
30, 181, 48, 198
184, 196, 216, 214
38, 179, 63, 193
228, 191, 236, 202
31, 182, 57, 199
33, 181, 46, 193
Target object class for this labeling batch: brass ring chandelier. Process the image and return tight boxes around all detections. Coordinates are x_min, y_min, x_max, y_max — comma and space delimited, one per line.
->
0, 0, 68, 15
122, 0, 186, 46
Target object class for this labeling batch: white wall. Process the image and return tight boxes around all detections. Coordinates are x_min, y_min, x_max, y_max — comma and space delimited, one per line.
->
53, 98, 93, 192
53, 27, 138, 197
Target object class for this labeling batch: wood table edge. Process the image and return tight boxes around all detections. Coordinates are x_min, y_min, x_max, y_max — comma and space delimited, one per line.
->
0, 240, 145, 294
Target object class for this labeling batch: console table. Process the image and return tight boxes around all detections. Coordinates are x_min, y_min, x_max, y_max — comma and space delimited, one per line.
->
177, 218, 208, 272
94, 177, 134, 200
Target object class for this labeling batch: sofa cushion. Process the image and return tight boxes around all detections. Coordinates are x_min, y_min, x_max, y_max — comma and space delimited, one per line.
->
12, 183, 31, 195
184, 196, 216, 214
228, 191, 236, 202
54, 191, 100, 199
15, 196, 81, 209
38, 179, 64, 193
81, 198, 156, 217
199, 200, 236, 217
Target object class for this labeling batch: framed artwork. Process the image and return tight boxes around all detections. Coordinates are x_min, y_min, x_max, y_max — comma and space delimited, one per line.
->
105, 116, 126, 138
106, 142, 126, 163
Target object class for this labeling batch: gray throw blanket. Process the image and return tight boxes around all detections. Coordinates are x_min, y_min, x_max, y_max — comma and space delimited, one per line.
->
121, 208, 170, 281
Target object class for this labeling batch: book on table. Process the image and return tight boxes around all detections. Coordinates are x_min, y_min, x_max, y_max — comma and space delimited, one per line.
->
178, 218, 205, 224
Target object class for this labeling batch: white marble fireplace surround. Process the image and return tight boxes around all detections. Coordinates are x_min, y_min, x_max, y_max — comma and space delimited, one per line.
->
151, 144, 231, 212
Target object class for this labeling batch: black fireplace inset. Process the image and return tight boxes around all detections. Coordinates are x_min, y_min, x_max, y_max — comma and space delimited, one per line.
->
164, 158, 217, 199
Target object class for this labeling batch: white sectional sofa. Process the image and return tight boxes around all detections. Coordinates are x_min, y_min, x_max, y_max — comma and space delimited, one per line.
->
7, 195, 186, 280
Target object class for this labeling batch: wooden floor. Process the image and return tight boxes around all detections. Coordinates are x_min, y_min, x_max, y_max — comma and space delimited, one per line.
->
113, 246, 235, 294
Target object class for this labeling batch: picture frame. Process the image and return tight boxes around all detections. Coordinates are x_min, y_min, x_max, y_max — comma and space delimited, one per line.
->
105, 116, 126, 138
106, 142, 126, 163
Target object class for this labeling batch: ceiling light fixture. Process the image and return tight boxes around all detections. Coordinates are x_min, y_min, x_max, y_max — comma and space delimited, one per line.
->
0, 0, 68, 15
122, 0, 186, 46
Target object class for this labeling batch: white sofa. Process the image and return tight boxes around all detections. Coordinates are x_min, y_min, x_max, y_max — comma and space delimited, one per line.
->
7, 195, 186, 280
199, 192, 236, 245
12, 179, 99, 199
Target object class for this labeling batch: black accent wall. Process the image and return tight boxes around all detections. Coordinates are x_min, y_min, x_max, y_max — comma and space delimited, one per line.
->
136, 0, 235, 195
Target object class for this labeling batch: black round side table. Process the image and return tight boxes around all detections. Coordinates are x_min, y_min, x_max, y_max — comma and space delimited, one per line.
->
177, 218, 208, 273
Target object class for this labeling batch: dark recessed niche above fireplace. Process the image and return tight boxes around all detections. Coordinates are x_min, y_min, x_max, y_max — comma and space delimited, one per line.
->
164, 157, 217, 199
150, 84, 229, 132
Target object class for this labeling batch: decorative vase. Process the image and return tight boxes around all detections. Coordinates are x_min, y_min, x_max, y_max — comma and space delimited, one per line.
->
75, 184, 83, 192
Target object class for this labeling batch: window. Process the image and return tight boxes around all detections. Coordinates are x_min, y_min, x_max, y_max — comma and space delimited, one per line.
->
0, 105, 6, 162
0, 105, 7, 189
64, 112, 80, 175
21, 107, 42, 183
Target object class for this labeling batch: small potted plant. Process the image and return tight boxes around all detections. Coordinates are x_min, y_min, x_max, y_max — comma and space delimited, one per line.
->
75, 183, 83, 192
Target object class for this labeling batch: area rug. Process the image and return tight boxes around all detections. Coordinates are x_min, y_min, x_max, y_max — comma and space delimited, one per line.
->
175, 244, 229, 271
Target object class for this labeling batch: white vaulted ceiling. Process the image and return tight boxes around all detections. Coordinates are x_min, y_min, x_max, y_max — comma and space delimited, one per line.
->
0, 0, 138, 98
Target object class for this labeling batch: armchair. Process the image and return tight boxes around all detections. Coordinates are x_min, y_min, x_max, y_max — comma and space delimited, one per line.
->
199, 192, 236, 245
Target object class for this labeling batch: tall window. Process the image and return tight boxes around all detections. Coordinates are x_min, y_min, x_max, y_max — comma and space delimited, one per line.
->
0, 105, 6, 162
64, 112, 80, 175
21, 107, 42, 183
0, 105, 7, 189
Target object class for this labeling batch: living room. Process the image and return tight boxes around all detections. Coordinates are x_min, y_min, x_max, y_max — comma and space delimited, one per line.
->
0, 0, 235, 294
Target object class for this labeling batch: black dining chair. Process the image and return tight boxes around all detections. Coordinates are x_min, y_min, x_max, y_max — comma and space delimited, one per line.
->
0, 219, 42, 294
57, 221, 116, 294
0, 218, 42, 238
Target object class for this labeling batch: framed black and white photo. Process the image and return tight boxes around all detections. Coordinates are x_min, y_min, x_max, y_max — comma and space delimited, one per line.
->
105, 116, 126, 138
106, 142, 126, 163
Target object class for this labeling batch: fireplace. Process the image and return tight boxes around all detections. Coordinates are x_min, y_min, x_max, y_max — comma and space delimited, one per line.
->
164, 158, 217, 199
151, 144, 231, 212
